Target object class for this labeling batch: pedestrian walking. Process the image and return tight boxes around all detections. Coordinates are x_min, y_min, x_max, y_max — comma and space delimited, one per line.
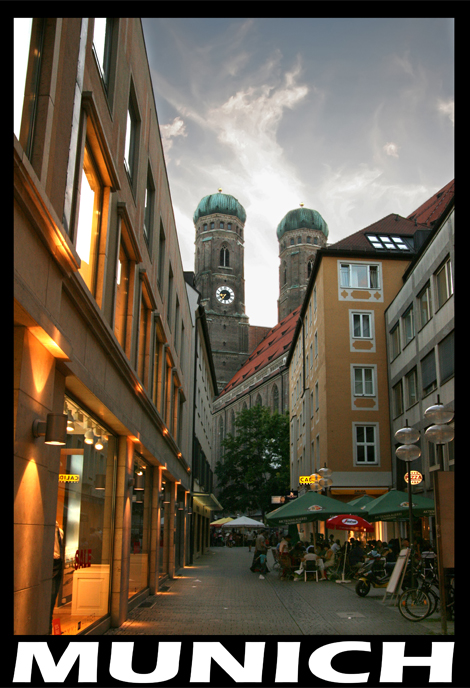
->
250, 529, 269, 572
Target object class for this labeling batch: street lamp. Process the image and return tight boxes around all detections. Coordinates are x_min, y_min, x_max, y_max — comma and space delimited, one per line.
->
394, 421, 421, 588
424, 397, 454, 635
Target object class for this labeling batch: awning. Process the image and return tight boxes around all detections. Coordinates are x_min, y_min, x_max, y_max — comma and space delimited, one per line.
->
192, 492, 223, 511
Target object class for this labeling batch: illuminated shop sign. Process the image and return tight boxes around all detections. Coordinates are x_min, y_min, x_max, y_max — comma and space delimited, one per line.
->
59, 474, 80, 483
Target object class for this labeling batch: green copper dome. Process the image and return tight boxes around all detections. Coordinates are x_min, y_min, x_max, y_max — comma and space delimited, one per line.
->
193, 191, 246, 225
276, 206, 329, 240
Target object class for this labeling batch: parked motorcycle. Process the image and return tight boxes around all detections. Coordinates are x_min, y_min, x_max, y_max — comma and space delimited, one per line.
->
355, 557, 390, 597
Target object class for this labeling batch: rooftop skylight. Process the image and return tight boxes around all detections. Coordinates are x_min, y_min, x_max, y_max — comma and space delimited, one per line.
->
366, 234, 411, 251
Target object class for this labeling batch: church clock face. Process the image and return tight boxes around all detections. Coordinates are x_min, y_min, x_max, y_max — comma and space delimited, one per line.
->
216, 285, 235, 304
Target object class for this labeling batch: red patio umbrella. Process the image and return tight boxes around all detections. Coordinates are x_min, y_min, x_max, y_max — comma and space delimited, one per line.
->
326, 514, 374, 532
326, 514, 374, 584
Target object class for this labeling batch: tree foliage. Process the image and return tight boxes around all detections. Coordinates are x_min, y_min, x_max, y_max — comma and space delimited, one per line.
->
214, 405, 290, 518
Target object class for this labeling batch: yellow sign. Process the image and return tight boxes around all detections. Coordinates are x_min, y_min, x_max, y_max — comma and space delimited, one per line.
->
404, 470, 423, 485
299, 474, 321, 485
59, 474, 80, 483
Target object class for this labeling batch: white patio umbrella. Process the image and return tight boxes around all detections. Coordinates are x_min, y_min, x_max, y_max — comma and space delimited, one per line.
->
221, 516, 265, 528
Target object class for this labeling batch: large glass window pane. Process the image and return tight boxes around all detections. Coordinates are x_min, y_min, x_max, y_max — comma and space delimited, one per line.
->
14, 18, 33, 139
129, 457, 151, 598
51, 399, 115, 635
114, 242, 129, 348
76, 144, 102, 294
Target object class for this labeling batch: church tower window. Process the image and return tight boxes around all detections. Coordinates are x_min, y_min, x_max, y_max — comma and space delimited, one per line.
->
220, 246, 230, 267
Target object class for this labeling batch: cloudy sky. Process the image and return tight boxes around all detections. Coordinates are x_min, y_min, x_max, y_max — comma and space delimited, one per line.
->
142, 17, 454, 327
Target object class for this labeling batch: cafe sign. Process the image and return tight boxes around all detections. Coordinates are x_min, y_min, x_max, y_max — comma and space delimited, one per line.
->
299, 474, 321, 485
403, 470, 423, 485
59, 474, 80, 483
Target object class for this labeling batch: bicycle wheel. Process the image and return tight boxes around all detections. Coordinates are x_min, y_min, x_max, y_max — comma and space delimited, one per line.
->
399, 588, 432, 621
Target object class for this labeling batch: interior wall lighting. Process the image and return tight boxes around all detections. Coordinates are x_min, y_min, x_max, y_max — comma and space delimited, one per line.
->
66, 410, 75, 432
134, 473, 145, 490
84, 429, 94, 444
95, 474, 106, 490
33, 414, 68, 446
94, 431, 105, 451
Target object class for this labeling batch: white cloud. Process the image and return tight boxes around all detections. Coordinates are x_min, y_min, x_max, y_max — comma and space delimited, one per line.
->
437, 99, 454, 125
159, 116, 187, 160
383, 142, 399, 158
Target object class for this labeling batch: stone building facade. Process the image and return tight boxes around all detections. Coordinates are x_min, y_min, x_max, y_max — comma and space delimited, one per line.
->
277, 205, 329, 321
14, 17, 194, 636
193, 191, 250, 393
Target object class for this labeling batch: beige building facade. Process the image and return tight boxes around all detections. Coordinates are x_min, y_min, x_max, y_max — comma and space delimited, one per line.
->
14, 18, 194, 635
288, 213, 434, 541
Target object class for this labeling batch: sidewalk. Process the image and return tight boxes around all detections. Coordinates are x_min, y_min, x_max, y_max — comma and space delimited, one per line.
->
105, 546, 453, 636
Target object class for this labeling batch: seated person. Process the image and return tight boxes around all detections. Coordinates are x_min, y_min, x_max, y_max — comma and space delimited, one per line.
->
322, 545, 336, 575
295, 549, 328, 581
348, 542, 365, 569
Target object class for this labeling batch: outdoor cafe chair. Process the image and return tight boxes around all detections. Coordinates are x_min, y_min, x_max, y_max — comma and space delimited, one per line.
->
304, 559, 319, 583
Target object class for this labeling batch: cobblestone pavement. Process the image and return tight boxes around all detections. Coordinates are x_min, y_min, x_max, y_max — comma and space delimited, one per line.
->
105, 546, 453, 636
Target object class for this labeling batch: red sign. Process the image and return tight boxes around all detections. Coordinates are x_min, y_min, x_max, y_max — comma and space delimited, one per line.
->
74, 548, 92, 569
52, 618, 61, 635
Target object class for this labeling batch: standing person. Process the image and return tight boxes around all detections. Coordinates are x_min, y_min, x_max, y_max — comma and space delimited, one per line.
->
49, 522, 64, 634
250, 529, 268, 572
247, 530, 255, 553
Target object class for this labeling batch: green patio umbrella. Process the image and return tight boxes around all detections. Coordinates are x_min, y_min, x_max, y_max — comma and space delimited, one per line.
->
347, 494, 376, 510
265, 491, 362, 526
361, 489, 435, 522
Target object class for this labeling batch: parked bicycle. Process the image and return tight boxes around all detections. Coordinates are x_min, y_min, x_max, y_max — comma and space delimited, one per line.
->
398, 556, 454, 622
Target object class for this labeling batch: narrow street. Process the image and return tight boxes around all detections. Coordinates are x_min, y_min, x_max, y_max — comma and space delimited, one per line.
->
105, 545, 452, 636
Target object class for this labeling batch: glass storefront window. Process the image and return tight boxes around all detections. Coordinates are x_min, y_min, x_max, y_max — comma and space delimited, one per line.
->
128, 456, 151, 597
51, 398, 115, 635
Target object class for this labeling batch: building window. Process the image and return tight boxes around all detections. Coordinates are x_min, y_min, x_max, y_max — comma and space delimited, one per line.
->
157, 221, 166, 289
152, 325, 165, 414
220, 221, 224, 229
143, 166, 155, 249
438, 331, 454, 383
203, 223, 208, 231
272, 384, 279, 413
315, 381, 319, 411
92, 18, 114, 91
114, 241, 130, 349
220, 246, 230, 267
421, 349, 437, 397
340, 263, 379, 289
418, 282, 432, 329
352, 312, 372, 339
75, 143, 103, 294
210, 222, 215, 230
435, 257, 453, 309
14, 18, 45, 159
354, 424, 378, 465
137, 284, 151, 385
314, 331, 318, 358
57, 398, 116, 635
390, 323, 401, 360
167, 264, 174, 329
393, 380, 404, 418
402, 305, 415, 346
124, 83, 140, 186
129, 455, 151, 598
405, 367, 418, 409
354, 367, 374, 396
